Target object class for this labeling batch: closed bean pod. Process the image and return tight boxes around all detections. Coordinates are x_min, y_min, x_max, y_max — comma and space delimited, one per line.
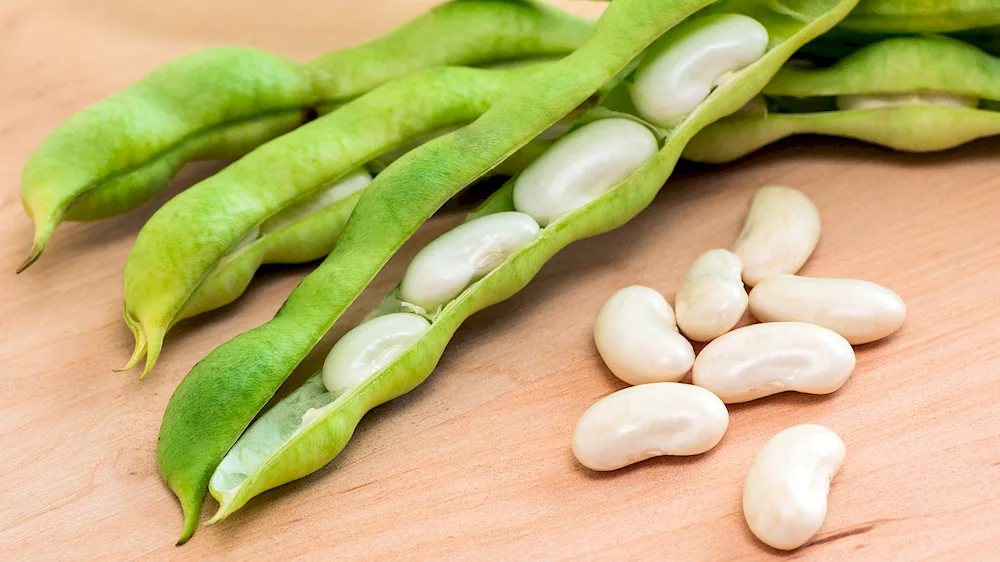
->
685, 36, 1000, 163
749, 274, 906, 344
17, 0, 593, 271
733, 186, 820, 287
572, 382, 729, 471
158, 0, 858, 541
123, 64, 545, 376
674, 249, 747, 342
593, 285, 694, 385
837, 0, 1000, 34
693, 322, 855, 403
512, 119, 659, 226
400, 212, 541, 312
630, 14, 769, 127
744, 424, 846, 550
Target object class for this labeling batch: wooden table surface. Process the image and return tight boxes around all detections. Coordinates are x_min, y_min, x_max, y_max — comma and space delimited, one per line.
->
2, 1, 999, 559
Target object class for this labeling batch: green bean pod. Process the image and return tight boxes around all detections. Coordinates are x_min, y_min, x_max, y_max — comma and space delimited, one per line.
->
838, 0, 1000, 33
157, 0, 857, 543
122, 64, 557, 377
684, 35, 1000, 163
802, 0, 1000, 61
17, 0, 593, 272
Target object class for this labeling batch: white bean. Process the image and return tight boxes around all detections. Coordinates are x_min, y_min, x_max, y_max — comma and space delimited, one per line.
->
749, 274, 906, 344
743, 424, 845, 550
399, 212, 541, 311
512, 118, 658, 227
836, 92, 979, 111
322, 312, 431, 393
261, 168, 372, 234
594, 285, 695, 385
631, 14, 769, 127
733, 185, 820, 287
572, 382, 729, 471
675, 249, 748, 342
692, 322, 855, 404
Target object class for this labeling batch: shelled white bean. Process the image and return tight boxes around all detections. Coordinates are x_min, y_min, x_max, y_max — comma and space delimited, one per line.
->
594, 285, 695, 385
733, 185, 820, 287
692, 322, 855, 403
749, 274, 906, 344
743, 424, 845, 550
572, 382, 729, 471
675, 249, 748, 342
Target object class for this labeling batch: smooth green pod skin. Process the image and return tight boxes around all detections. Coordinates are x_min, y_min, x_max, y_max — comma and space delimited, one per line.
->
684, 35, 1000, 163
16, 0, 594, 272
157, 0, 857, 535
838, 0, 1000, 33
123, 64, 546, 377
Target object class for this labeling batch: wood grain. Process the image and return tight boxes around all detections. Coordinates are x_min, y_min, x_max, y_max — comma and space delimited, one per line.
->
1, 1, 998, 559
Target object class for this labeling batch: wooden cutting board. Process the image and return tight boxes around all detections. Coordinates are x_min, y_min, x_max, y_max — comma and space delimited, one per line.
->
1, 1, 998, 559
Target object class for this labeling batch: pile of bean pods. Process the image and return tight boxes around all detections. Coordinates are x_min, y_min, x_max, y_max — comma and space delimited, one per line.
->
580, 184, 905, 550
15, 0, 998, 546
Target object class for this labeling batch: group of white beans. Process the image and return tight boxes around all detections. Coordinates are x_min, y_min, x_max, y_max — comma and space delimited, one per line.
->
574, 185, 906, 551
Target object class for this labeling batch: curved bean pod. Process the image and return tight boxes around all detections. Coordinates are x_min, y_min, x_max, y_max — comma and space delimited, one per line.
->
17, 0, 593, 271
685, 35, 1000, 162
837, 0, 1000, 33
123, 64, 546, 377
156, 0, 857, 536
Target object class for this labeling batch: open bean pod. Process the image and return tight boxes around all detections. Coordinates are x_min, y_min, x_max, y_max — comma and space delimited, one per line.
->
684, 35, 1000, 163
16, 0, 593, 271
122, 64, 550, 377
156, 0, 858, 538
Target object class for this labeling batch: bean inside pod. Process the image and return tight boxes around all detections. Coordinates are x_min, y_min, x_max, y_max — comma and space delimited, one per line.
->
685, 35, 1000, 163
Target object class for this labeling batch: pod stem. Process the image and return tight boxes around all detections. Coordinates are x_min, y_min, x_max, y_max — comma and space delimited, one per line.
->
116, 311, 148, 372
175, 490, 203, 546
16, 214, 58, 274
138, 335, 163, 380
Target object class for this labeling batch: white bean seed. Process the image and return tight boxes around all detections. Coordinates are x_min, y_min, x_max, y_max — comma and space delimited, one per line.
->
572, 382, 729, 471
692, 322, 855, 403
675, 249, 748, 342
261, 168, 372, 234
743, 424, 845, 550
399, 212, 541, 311
594, 285, 695, 385
512, 118, 658, 226
749, 274, 906, 344
836, 92, 979, 111
322, 312, 431, 394
631, 14, 769, 127
733, 185, 821, 287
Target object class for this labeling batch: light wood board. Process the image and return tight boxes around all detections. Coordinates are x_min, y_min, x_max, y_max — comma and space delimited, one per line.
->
1, 1, 998, 559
